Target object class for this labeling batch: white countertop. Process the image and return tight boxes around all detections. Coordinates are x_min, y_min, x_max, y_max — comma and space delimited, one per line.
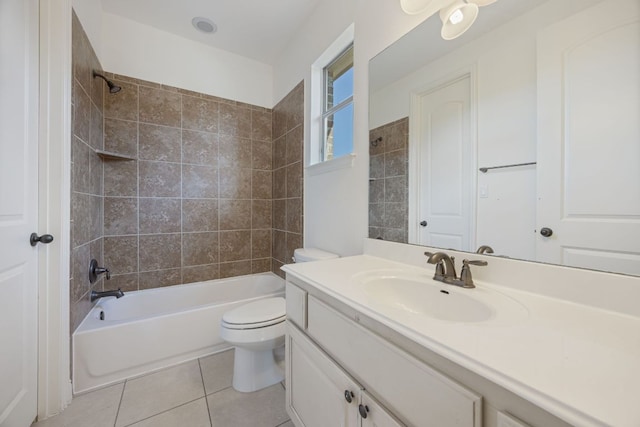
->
282, 254, 640, 427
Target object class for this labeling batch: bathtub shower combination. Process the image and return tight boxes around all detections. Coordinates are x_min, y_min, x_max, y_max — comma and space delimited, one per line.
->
72, 272, 285, 394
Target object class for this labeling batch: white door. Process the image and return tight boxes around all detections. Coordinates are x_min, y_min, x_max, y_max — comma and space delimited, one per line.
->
0, 0, 40, 425
413, 75, 473, 251
537, 0, 640, 275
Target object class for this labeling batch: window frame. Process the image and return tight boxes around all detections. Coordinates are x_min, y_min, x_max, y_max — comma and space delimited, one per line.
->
308, 24, 354, 169
320, 43, 354, 162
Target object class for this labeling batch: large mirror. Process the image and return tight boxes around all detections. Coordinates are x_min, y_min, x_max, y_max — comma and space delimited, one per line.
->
368, 0, 640, 276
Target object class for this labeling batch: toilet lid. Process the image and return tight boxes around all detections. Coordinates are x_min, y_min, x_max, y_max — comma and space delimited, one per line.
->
222, 297, 285, 327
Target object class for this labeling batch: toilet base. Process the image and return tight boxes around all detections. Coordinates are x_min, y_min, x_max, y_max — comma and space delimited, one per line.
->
232, 345, 284, 393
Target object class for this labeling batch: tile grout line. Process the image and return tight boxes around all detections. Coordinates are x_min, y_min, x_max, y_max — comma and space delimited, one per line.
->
180, 95, 184, 286
198, 358, 214, 427
120, 396, 208, 427
136, 84, 141, 291
113, 379, 127, 427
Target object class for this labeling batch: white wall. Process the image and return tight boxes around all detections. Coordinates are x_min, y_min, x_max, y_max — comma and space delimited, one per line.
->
100, 13, 273, 107
273, 0, 453, 256
71, 0, 102, 58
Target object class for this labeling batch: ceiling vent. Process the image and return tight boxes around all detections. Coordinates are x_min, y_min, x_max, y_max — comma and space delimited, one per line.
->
192, 17, 217, 34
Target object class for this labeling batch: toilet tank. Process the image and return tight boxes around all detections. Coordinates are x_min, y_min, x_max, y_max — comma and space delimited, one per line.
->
293, 248, 339, 263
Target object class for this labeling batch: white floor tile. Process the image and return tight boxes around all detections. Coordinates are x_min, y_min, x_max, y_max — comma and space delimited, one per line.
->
31, 382, 123, 427
207, 384, 289, 427
128, 398, 211, 427
199, 349, 234, 395
115, 360, 205, 427
33, 358, 290, 427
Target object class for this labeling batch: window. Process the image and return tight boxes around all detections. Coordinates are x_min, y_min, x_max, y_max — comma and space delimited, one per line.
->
321, 45, 353, 161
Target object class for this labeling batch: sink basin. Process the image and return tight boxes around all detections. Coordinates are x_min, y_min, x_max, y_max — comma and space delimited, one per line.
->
363, 277, 493, 322
351, 270, 528, 325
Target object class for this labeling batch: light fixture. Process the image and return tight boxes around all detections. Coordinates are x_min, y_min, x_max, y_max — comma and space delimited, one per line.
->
400, 0, 433, 15
192, 17, 217, 34
439, 0, 479, 40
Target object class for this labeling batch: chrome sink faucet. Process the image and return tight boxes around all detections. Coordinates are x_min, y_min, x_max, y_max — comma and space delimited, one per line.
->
424, 251, 487, 288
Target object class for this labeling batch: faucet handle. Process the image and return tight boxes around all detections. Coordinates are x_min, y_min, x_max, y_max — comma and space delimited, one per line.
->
459, 259, 487, 288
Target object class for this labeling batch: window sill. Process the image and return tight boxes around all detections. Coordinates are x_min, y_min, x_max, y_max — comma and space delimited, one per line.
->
306, 153, 356, 176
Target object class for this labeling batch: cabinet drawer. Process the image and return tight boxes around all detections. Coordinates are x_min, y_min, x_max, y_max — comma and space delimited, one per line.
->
286, 281, 307, 329
307, 296, 482, 427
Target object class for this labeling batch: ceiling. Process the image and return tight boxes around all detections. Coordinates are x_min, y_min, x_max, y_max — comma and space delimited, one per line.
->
101, 0, 321, 65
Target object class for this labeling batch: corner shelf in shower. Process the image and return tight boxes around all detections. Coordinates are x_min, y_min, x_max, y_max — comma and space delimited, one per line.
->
95, 149, 136, 161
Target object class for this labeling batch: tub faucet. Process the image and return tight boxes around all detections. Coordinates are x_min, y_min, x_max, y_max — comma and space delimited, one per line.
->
89, 259, 110, 284
424, 251, 487, 288
90, 288, 124, 302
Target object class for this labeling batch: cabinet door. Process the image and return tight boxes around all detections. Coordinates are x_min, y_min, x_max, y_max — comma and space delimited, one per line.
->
286, 324, 359, 427
307, 296, 482, 427
360, 391, 406, 427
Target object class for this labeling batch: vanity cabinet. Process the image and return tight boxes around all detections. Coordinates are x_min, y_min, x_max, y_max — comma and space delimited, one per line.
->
285, 280, 481, 427
287, 324, 403, 427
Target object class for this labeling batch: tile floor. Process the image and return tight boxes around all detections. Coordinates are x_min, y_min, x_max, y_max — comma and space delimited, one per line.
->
32, 350, 293, 427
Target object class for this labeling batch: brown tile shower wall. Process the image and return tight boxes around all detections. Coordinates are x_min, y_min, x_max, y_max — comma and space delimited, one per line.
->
70, 11, 303, 330
70, 12, 106, 332
368, 118, 409, 243
271, 82, 304, 277
101, 75, 274, 292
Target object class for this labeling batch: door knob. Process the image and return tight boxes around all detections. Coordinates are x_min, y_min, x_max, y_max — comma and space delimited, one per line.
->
420, 220, 428, 227
540, 227, 553, 237
30, 233, 54, 246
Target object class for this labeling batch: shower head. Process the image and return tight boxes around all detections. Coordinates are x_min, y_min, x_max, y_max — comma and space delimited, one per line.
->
93, 71, 121, 94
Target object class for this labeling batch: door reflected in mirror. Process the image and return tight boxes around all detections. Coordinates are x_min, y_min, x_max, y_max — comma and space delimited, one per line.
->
368, 0, 640, 276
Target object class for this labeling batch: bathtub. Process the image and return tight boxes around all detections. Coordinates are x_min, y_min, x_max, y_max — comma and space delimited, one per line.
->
72, 272, 285, 394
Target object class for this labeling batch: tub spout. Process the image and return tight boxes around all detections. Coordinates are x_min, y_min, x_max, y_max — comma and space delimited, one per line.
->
90, 288, 124, 302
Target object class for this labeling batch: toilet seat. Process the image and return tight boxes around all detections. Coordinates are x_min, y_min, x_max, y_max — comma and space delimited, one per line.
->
221, 297, 285, 330
222, 315, 285, 330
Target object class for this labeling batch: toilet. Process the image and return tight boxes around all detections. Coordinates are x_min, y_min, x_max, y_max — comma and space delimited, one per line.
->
220, 247, 338, 392
292, 247, 340, 264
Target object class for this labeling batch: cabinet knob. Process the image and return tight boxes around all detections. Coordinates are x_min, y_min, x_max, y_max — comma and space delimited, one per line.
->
420, 220, 428, 227
344, 390, 354, 403
358, 404, 369, 419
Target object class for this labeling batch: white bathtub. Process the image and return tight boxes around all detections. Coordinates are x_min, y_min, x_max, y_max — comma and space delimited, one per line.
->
72, 272, 285, 394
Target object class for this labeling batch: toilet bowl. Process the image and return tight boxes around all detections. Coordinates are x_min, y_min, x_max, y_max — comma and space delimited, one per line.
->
221, 248, 338, 393
220, 297, 286, 393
